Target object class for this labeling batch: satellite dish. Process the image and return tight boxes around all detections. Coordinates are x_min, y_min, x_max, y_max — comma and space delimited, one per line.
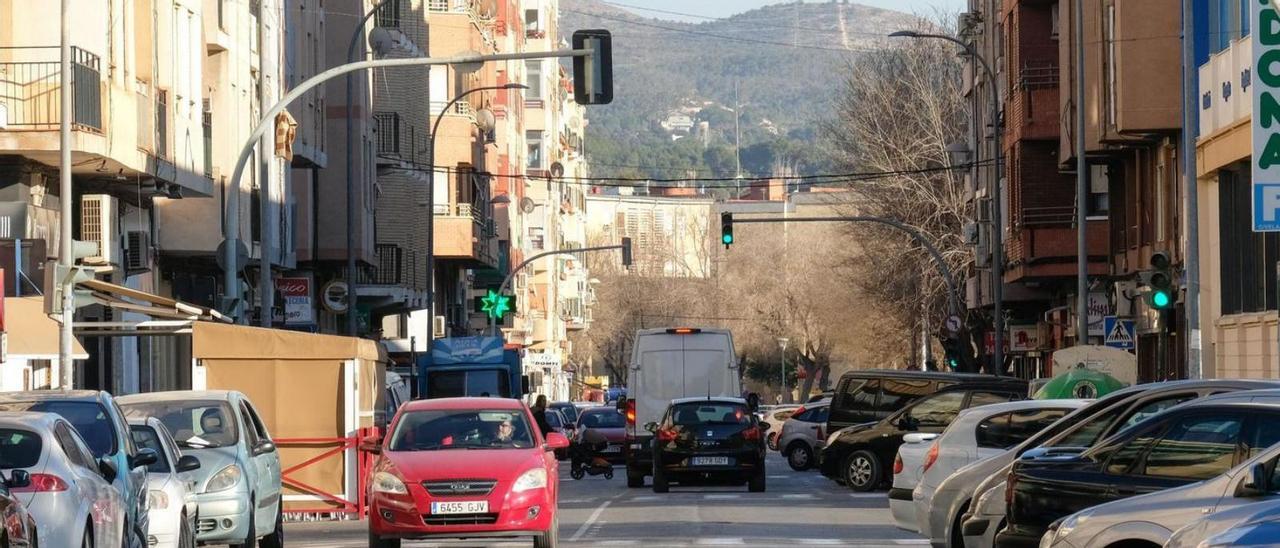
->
520, 197, 537, 214
550, 161, 564, 179
475, 108, 496, 133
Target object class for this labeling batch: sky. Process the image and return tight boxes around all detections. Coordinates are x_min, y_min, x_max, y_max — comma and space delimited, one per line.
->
607, 0, 969, 21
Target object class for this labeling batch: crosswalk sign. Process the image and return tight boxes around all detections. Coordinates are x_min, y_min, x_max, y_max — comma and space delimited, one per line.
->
1103, 316, 1135, 350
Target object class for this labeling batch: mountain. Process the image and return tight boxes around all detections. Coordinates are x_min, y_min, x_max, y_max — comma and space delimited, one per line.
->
558, 0, 918, 182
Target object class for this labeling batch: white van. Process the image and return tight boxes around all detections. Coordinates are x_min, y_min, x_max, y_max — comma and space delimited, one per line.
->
622, 327, 742, 487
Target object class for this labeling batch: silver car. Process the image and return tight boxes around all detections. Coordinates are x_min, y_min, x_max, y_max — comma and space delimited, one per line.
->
778, 401, 829, 471
0, 411, 125, 548
119, 391, 284, 548
1167, 498, 1280, 548
129, 418, 201, 548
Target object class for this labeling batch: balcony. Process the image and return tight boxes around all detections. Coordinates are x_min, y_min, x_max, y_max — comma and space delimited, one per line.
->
374, 111, 429, 167
434, 202, 499, 267
0, 46, 103, 132
359, 243, 418, 286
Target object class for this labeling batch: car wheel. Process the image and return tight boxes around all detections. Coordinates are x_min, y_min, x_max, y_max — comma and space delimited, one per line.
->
843, 450, 881, 492
260, 503, 284, 548
652, 467, 669, 493
367, 527, 401, 548
786, 442, 814, 471
748, 470, 766, 493
767, 432, 780, 451
948, 502, 970, 548
533, 513, 559, 548
626, 469, 645, 488
230, 501, 257, 548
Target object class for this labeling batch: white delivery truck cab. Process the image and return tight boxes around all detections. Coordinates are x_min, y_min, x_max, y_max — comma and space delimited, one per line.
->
622, 327, 741, 487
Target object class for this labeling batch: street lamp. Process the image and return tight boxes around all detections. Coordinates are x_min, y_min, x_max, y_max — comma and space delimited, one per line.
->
426, 82, 527, 349
889, 29, 1004, 374
778, 337, 790, 404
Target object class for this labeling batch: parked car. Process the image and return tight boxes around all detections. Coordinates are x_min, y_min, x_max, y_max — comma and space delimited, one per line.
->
826, 370, 1027, 432
364, 396, 569, 548
820, 384, 1025, 491
118, 390, 284, 548
759, 405, 800, 451
544, 409, 574, 460
128, 417, 202, 548
0, 465, 35, 548
548, 402, 580, 428
778, 401, 829, 471
892, 399, 1085, 534
1166, 498, 1280, 548
0, 390, 155, 548
998, 402, 1280, 548
647, 397, 768, 493
0, 410, 123, 548
574, 407, 627, 465
946, 379, 1280, 548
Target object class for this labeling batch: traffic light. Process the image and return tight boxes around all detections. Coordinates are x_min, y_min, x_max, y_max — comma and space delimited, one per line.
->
42, 240, 100, 316
1143, 251, 1175, 310
621, 237, 633, 267
478, 289, 515, 320
572, 30, 613, 105
940, 336, 962, 371
720, 212, 734, 248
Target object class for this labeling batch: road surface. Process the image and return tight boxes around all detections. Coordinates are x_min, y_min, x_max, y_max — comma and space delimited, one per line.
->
276, 453, 926, 547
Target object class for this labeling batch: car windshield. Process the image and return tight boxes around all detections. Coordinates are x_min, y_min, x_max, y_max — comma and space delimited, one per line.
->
389, 409, 535, 451
0, 401, 115, 458
580, 410, 626, 428
669, 402, 751, 426
554, 404, 580, 424
0, 429, 42, 469
121, 400, 239, 449
129, 425, 171, 473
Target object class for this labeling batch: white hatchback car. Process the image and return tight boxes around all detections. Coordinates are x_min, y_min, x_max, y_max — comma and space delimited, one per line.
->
889, 399, 1084, 533
129, 418, 201, 548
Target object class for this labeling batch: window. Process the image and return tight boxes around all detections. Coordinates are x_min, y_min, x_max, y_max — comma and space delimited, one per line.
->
0, 428, 42, 469
1006, 408, 1072, 446
53, 422, 95, 471
968, 391, 1018, 408
668, 402, 751, 426
814, 407, 829, 423
877, 379, 931, 414
1142, 415, 1242, 480
1052, 404, 1129, 448
0, 401, 117, 458
525, 60, 543, 100
524, 8, 540, 32
129, 425, 171, 473
1219, 165, 1280, 314
976, 413, 1011, 449
1120, 396, 1196, 431
389, 409, 536, 451
903, 392, 966, 429
426, 370, 511, 398
527, 131, 544, 169
1105, 427, 1158, 475
244, 400, 270, 441
1249, 416, 1280, 459
238, 404, 260, 447
121, 400, 241, 450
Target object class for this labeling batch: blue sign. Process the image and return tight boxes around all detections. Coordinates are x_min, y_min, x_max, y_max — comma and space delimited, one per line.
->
1254, 184, 1280, 231
1103, 316, 1135, 350
430, 336, 505, 364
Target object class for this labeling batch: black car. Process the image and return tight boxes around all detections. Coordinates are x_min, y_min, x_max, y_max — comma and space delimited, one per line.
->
549, 402, 581, 427
647, 397, 768, 493
827, 370, 1027, 432
820, 384, 1025, 491
997, 402, 1280, 548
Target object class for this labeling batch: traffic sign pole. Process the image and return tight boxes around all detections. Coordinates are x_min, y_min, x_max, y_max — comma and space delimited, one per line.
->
489, 243, 631, 337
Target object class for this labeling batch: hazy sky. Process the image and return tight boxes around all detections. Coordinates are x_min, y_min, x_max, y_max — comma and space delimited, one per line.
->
607, 0, 969, 21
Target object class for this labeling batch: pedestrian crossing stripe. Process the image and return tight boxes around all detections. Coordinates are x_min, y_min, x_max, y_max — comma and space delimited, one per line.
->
1106, 319, 1133, 345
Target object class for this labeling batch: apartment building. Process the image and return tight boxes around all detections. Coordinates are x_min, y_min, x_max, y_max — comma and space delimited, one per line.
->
585, 194, 714, 280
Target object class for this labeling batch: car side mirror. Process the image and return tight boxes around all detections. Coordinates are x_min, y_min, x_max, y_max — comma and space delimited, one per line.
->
5, 470, 30, 489
644, 422, 659, 433
131, 448, 158, 469
176, 455, 202, 473
360, 435, 384, 454
254, 440, 277, 455
1240, 462, 1272, 497
98, 458, 119, 483
545, 432, 570, 451
896, 415, 917, 431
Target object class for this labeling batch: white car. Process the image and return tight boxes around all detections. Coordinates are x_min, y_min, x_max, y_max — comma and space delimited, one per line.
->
889, 400, 1084, 534
759, 405, 800, 451
129, 417, 201, 548
0, 411, 125, 548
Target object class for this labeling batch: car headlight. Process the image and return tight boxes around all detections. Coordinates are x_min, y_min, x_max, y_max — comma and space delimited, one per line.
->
148, 489, 169, 510
372, 471, 409, 495
1041, 515, 1084, 548
205, 464, 242, 493
512, 468, 548, 493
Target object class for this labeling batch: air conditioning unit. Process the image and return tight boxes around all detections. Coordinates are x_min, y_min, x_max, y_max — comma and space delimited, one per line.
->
124, 230, 151, 272
433, 315, 446, 338
80, 194, 119, 266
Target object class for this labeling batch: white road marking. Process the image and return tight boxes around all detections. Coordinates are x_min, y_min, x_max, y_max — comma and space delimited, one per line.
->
569, 492, 622, 542
630, 495, 661, 502
695, 538, 746, 545
780, 493, 814, 499
849, 492, 886, 498
767, 475, 789, 479
703, 494, 741, 500
796, 540, 845, 545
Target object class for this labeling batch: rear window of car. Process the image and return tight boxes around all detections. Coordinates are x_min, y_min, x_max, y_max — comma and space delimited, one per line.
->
580, 410, 626, 428
0, 429, 42, 469
669, 402, 751, 426
0, 401, 115, 458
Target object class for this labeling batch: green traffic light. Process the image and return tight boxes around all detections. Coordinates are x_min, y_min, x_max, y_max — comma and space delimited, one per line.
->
722, 234, 733, 245
1151, 290, 1171, 309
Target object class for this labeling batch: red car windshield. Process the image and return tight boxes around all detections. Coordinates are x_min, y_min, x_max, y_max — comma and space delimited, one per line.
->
389, 409, 535, 451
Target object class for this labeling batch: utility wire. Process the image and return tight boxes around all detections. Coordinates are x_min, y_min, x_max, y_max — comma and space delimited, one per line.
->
560, 8, 873, 54
598, 0, 888, 37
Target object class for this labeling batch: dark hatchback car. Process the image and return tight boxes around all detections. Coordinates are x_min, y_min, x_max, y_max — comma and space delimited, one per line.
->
827, 370, 1027, 432
997, 402, 1280, 548
576, 407, 628, 465
820, 384, 1025, 491
647, 397, 768, 493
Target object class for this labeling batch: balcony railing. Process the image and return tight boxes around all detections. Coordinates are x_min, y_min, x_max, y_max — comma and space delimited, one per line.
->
1021, 205, 1076, 227
0, 46, 103, 131
359, 243, 416, 286
154, 89, 168, 159
1018, 62, 1059, 90
202, 110, 212, 177
373, 112, 401, 155
375, 0, 401, 28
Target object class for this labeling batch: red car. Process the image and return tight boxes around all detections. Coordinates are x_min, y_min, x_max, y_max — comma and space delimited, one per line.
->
366, 397, 569, 548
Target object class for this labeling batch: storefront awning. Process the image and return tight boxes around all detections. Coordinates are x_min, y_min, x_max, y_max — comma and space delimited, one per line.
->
72, 279, 229, 336
4, 297, 89, 359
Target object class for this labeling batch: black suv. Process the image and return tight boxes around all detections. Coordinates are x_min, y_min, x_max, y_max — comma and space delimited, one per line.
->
998, 401, 1280, 548
820, 383, 1025, 490
827, 370, 1027, 432
647, 397, 768, 493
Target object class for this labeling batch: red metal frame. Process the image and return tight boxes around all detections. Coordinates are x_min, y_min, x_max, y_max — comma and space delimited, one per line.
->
276, 426, 380, 519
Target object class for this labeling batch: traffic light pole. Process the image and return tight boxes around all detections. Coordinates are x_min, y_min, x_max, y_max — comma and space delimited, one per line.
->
489, 243, 630, 337
730, 216, 964, 322
58, 0, 73, 389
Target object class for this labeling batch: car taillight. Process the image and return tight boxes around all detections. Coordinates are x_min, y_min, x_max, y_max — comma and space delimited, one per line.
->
626, 399, 636, 426
923, 443, 940, 473
743, 426, 761, 441
792, 406, 807, 417
893, 454, 903, 475
657, 427, 677, 442
12, 473, 68, 493
817, 425, 825, 441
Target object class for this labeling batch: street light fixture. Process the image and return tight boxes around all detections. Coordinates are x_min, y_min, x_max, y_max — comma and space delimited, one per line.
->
890, 29, 1004, 375
778, 337, 790, 404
